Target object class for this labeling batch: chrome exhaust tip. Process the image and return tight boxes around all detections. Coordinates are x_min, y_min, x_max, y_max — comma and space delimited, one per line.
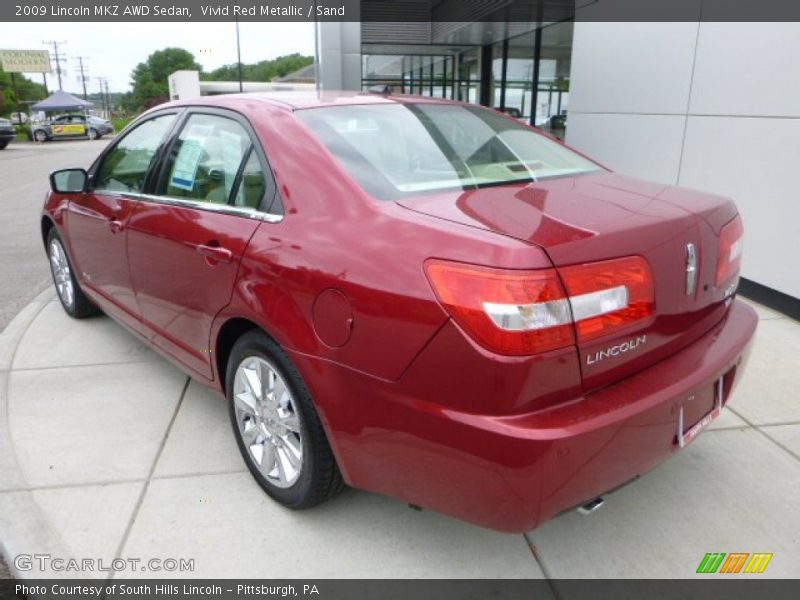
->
577, 497, 605, 515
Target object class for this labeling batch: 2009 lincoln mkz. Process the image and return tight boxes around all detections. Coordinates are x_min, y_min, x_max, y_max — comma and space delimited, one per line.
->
42, 92, 757, 532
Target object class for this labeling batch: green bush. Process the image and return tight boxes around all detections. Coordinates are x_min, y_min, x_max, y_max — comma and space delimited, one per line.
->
14, 124, 32, 141
112, 116, 134, 132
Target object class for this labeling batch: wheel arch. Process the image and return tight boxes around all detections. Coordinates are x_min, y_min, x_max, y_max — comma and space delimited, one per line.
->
41, 215, 55, 249
214, 317, 262, 393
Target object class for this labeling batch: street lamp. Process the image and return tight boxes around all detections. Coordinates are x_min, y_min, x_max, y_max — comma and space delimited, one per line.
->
235, 17, 243, 93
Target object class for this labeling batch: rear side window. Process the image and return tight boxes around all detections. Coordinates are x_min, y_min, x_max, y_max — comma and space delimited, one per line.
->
157, 112, 279, 215
161, 114, 250, 204
233, 151, 267, 210
94, 114, 176, 193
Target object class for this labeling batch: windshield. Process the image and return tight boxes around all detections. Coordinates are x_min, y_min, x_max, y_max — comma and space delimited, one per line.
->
297, 103, 603, 200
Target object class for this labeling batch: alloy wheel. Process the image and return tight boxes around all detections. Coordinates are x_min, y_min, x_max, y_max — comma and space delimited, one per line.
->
49, 239, 74, 309
233, 356, 304, 488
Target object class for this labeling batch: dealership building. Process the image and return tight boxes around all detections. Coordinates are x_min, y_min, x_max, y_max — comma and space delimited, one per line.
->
315, 7, 799, 312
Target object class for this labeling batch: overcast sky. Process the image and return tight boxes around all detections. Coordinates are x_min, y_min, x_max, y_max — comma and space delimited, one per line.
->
3, 22, 316, 93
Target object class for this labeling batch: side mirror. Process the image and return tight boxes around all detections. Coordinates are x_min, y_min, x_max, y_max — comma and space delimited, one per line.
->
50, 168, 88, 194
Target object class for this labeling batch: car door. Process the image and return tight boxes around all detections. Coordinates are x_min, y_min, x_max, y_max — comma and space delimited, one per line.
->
65, 111, 179, 332
126, 109, 280, 380
51, 115, 85, 138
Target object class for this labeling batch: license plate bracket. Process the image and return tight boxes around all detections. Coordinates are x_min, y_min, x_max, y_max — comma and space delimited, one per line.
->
677, 376, 724, 448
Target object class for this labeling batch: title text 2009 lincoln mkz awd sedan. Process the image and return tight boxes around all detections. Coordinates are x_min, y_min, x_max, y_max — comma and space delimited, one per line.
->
42, 92, 756, 532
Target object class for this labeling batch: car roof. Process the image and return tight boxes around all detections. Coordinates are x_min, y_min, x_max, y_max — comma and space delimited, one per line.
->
164, 91, 461, 112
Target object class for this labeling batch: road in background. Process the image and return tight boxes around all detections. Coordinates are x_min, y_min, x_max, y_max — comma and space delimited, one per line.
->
0, 140, 110, 331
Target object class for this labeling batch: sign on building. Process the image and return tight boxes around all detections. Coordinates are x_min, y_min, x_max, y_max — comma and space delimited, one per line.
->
0, 49, 52, 73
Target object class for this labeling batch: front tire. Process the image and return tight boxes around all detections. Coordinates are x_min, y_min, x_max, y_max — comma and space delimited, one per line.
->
226, 331, 343, 509
47, 229, 101, 319
34, 129, 48, 142
0, 141, 8, 150
87, 128, 99, 140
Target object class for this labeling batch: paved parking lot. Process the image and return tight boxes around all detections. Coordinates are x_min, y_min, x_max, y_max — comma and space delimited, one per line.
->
0, 139, 110, 331
0, 141, 798, 580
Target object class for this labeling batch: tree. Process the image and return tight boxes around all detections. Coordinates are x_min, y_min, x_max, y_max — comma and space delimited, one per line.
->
130, 48, 201, 109
202, 53, 313, 83
0, 65, 47, 117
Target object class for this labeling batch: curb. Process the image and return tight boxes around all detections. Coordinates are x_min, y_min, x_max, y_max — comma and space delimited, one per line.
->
0, 288, 56, 372
0, 287, 76, 581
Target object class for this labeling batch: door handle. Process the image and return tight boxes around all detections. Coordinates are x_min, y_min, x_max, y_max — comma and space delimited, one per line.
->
196, 243, 233, 264
107, 219, 124, 234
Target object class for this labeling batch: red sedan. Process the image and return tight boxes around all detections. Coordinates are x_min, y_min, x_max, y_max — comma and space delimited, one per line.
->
42, 92, 756, 532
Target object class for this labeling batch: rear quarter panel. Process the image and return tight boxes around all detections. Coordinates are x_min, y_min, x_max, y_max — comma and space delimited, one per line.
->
213, 105, 567, 383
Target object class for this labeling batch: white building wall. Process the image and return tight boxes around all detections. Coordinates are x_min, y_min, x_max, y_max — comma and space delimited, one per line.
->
567, 22, 800, 299
168, 70, 201, 100
316, 22, 362, 92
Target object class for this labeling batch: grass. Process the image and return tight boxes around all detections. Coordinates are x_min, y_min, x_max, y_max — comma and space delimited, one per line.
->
15, 127, 31, 142
112, 117, 134, 132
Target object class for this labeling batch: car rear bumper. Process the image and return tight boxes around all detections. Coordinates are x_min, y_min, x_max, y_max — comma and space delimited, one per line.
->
293, 299, 757, 532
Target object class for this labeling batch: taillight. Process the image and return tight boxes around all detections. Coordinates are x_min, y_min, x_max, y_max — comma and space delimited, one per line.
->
716, 215, 743, 286
425, 256, 655, 356
559, 256, 655, 343
424, 261, 575, 355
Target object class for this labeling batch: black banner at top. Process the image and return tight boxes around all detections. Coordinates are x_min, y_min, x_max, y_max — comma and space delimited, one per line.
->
4, 0, 800, 22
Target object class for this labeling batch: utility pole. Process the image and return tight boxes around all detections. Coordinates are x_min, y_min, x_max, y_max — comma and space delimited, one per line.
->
43, 40, 67, 90
96, 77, 108, 117
75, 56, 90, 99
103, 79, 111, 116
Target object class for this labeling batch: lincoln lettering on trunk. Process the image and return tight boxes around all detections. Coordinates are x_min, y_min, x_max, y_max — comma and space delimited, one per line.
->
586, 335, 648, 365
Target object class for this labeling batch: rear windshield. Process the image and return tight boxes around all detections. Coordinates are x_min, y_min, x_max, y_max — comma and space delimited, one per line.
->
296, 103, 602, 200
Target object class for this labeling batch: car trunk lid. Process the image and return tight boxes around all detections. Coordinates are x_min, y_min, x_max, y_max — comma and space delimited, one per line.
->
398, 172, 740, 391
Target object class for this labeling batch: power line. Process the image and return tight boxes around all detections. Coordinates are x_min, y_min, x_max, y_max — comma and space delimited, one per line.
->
75, 56, 90, 99
42, 40, 67, 90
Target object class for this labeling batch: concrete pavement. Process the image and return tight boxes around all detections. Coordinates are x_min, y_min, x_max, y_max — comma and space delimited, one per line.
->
0, 139, 110, 331
0, 291, 798, 579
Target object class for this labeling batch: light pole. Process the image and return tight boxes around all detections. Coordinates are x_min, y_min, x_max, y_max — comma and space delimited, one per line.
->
235, 17, 243, 93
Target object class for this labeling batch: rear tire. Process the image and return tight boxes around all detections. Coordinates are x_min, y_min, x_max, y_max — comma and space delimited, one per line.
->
0, 141, 8, 150
34, 129, 48, 142
47, 229, 101, 319
226, 330, 343, 509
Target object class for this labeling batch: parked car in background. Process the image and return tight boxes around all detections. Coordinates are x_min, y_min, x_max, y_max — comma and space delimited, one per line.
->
497, 106, 528, 124
32, 114, 113, 142
0, 118, 15, 150
538, 112, 567, 134
9, 111, 28, 125
41, 92, 756, 532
